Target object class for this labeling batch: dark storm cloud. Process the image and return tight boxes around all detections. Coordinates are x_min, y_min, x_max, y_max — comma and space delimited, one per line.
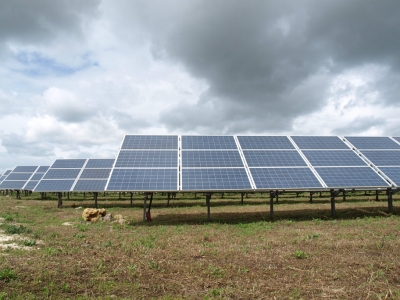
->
124, 0, 400, 133
0, 0, 100, 47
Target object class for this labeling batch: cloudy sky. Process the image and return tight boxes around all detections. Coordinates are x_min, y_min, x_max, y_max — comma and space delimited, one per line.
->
1, 0, 400, 172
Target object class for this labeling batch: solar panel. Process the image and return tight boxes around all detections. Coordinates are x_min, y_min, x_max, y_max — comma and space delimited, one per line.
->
302, 150, 367, 166
345, 137, 400, 149
0, 176, 6, 182
237, 136, 295, 149
51, 159, 86, 169
378, 167, 400, 186
13, 166, 38, 173
182, 150, 244, 168
34, 180, 76, 192
36, 166, 50, 173
24, 180, 39, 190
243, 150, 307, 167
291, 136, 349, 149
314, 167, 389, 188
115, 150, 178, 168
0, 181, 27, 189
182, 168, 252, 191
250, 168, 323, 189
73, 180, 108, 191
79, 169, 111, 179
107, 169, 178, 191
121, 135, 178, 150
85, 159, 115, 168
5, 173, 32, 181
3, 170, 12, 175
359, 150, 400, 166
31, 173, 44, 180
182, 136, 237, 149
43, 169, 81, 180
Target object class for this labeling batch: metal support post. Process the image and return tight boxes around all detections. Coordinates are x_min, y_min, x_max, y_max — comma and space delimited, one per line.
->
57, 192, 63, 208
143, 193, 148, 221
94, 192, 98, 208
376, 190, 379, 202
330, 189, 335, 217
241, 192, 244, 205
387, 188, 393, 213
130, 192, 133, 206
205, 193, 211, 221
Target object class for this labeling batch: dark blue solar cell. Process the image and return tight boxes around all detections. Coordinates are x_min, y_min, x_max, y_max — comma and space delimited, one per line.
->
315, 167, 389, 187
182, 150, 244, 167
115, 150, 178, 168
31, 173, 44, 180
3, 170, 12, 175
85, 159, 115, 168
34, 180, 75, 192
302, 150, 367, 166
0, 176, 6, 182
107, 169, 178, 191
291, 136, 349, 149
51, 159, 87, 168
43, 169, 81, 179
182, 136, 237, 149
37, 166, 50, 173
121, 135, 178, 150
24, 180, 39, 190
250, 168, 323, 189
238, 136, 295, 149
13, 166, 38, 173
5, 173, 32, 180
359, 150, 400, 166
79, 169, 111, 179
0, 181, 26, 189
243, 150, 307, 167
182, 168, 252, 191
378, 167, 400, 186
73, 180, 108, 191
345, 137, 400, 149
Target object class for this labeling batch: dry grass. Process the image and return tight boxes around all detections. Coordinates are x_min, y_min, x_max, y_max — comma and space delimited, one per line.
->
0, 191, 400, 299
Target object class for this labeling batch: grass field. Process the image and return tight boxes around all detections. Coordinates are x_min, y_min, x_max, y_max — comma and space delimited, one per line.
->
0, 191, 400, 299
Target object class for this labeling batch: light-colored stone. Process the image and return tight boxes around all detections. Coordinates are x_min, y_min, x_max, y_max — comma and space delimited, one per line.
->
102, 214, 113, 221
62, 222, 74, 226
82, 208, 107, 222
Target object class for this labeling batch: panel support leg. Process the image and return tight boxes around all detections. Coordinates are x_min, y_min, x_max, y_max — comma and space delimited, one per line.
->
330, 189, 336, 218
206, 193, 211, 221
269, 191, 274, 219
130, 192, 133, 207
146, 193, 153, 221
57, 192, 63, 208
167, 193, 171, 207
275, 192, 279, 203
241, 192, 244, 205
94, 192, 98, 209
343, 191, 346, 202
387, 188, 393, 214
143, 193, 148, 221
376, 190, 379, 202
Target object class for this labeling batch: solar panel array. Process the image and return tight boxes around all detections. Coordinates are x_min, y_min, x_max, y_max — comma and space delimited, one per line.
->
181, 136, 252, 191
0, 166, 49, 190
34, 159, 114, 192
3, 135, 400, 192
106, 136, 178, 191
344, 136, 400, 187
240, 136, 323, 190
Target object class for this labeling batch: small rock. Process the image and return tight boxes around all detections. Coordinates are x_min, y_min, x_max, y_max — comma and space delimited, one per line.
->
62, 222, 74, 226
75, 206, 83, 210
102, 214, 113, 221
